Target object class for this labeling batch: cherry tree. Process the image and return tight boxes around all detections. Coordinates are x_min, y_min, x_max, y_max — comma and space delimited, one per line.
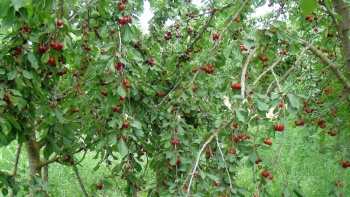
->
0, 0, 349, 196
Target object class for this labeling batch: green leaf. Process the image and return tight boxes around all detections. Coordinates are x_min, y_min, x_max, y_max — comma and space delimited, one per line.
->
4, 114, 21, 130
108, 119, 118, 128
109, 133, 117, 145
122, 24, 135, 42
276, 29, 287, 40
22, 70, 33, 79
249, 150, 259, 163
106, 58, 114, 70
8, 95, 19, 106
2, 6, 15, 28
96, 138, 107, 149
298, 0, 317, 17
41, 52, 50, 64
206, 174, 219, 183
132, 120, 142, 129
293, 189, 307, 197
287, 93, 299, 109
117, 85, 126, 97
2, 188, 8, 196
18, 7, 28, 20
243, 40, 256, 50
9, 89, 22, 96
28, 52, 39, 69
256, 99, 269, 111
43, 0, 53, 11
237, 188, 249, 195
15, 76, 26, 87
283, 187, 292, 197
117, 139, 128, 158
235, 110, 245, 122
324, 0, 342, 20
0, 0, 11, 16
12, 0, 24, 11
0, 69, 5, 74
54, 108, 65, 123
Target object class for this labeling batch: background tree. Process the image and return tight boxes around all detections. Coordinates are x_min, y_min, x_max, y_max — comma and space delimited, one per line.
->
0, 0, 349, 196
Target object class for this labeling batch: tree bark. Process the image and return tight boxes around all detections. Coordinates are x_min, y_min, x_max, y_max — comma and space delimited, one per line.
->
331, 0, 350, 78
25, 133, 42, 176
25, 129, 42, 197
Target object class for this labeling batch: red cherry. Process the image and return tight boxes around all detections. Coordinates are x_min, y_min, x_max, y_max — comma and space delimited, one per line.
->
119, 4, 125, 10
122, 122, 129, 128
278, 124, 285, 131
232, 122, 238, 128
57, 20, 63, 27
96, 183, 103, 190
101, 91, 108, 96
279, 103, 284, 108
261, 171, 269, 177
50, 42, 57, 48
168, 166, 173, 171
268, 174, 274, 180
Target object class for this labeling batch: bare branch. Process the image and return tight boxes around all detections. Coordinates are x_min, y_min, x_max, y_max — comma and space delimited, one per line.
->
266, 46, 309, 94
43, 160, 48, 182
252, 55, 284, 87
74, 167, 89, 197
185, 116, 234, 196
241, 46, 259, 98
38, 156, 60, 168
210, 0, 249, 52
299, 38, 350, 93
271, 69, 282, 92
215, 137, 233, 190
13, 143, 22, 176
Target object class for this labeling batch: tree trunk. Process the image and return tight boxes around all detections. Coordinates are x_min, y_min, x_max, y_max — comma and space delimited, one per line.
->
25, 130, 42, 196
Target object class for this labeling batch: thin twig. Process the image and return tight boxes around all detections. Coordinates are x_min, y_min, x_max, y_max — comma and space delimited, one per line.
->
241, 46, 259, 98
266, 46, 309, 94
74, 167, 89, 197
271, 69, 282, 92
13, 143, 22, 176
185, 138, 212, 197
252, 55, 284, 87
215, 137, 233, 190
209, 0, 249, 52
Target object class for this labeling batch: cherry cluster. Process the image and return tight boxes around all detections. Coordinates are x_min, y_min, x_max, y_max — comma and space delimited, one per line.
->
118, 16, 132, 24
261, 171, 274, 180
231, 83, 242, 90
274, 124, 285, 131
342, 161, 350, 168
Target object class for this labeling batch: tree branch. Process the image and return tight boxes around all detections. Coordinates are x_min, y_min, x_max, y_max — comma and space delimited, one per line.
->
266, 46, 308, 94
215, 137, 233, 190
299, 38, 350, 93
241, 46, 259, 98
271, 69, 282, 92
252, 55, 284, 87
13, 143, 22, 176
74, 167, 89, 197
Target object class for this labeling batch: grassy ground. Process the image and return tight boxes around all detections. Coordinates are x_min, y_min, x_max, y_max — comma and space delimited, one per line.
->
0, 121, 349, 196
